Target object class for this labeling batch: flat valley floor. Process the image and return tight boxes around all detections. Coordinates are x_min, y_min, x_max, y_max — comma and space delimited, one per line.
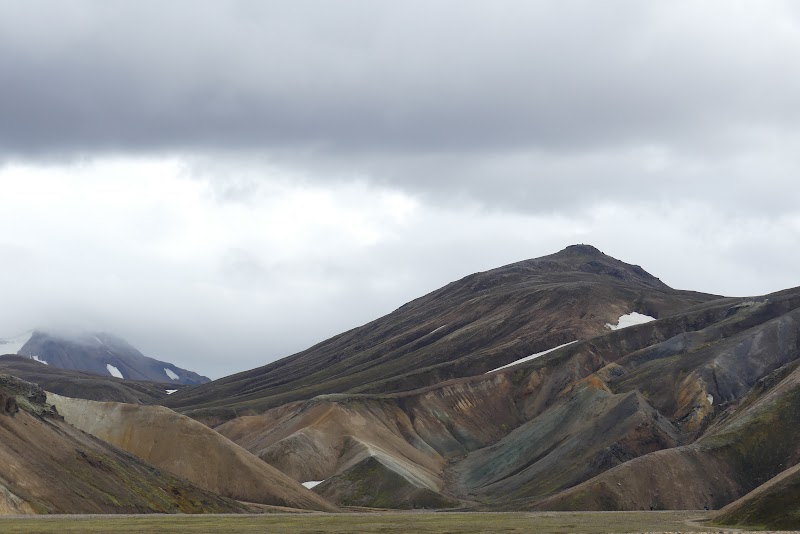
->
0, 510, 779, 533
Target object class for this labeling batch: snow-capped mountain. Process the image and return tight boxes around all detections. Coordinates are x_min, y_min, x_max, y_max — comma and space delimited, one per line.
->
0, 330, 208, 385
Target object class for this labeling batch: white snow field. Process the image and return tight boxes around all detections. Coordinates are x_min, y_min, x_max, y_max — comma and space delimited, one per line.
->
164, 368, 179, 380
106, 364, 123, 379
302, 481, 324, 489
166, 389, 178, 395
30, 355, 48, 365
487, 341, 578, 373
605, 312, 656, 330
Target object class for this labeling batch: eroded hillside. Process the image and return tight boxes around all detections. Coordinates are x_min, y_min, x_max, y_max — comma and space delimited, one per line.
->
0, 375, 244, 514
212, 284, 800, 511
48, 394, 337, 512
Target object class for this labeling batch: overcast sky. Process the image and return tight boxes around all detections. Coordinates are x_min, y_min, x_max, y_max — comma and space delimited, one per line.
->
1, 1, 799, 378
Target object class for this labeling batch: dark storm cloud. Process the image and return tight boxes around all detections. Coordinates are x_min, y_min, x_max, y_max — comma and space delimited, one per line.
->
2, 1, 798, 157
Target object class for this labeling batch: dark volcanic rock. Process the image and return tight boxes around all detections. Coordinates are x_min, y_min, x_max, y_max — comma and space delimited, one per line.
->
0, 391, 17, 416
0, 374, 56, 418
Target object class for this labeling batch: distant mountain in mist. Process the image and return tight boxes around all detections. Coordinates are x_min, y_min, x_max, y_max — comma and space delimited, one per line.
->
0, 330, 209, 385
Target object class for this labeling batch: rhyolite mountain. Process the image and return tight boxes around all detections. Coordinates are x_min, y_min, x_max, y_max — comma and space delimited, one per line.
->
164, 244, 718, 421
0, 374, 337, 514
48, 393, 337, 512
0, 375, 246, 514
0, 330, 209, 385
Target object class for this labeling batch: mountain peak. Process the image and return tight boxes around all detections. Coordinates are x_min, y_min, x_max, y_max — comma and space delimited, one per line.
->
555, 244, 605, 257
511, 244, 671, 291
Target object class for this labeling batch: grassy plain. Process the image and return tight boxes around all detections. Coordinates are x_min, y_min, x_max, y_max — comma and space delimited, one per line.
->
0, 510, 728, 534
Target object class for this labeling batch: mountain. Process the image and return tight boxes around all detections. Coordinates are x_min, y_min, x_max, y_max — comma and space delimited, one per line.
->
210, 284, 800, 511
149, 244, 800, 516
0, 330, 209, 385
0, 374, 245, 514
165, 244, 717, 422
7, 244, 799, 518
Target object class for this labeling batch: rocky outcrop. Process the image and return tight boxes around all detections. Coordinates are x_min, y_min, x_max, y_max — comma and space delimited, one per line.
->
0, 374, 57, 418
0, 391, 17, 416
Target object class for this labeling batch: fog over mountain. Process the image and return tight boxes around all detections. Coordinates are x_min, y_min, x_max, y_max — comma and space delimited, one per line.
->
1, 1, 799, 378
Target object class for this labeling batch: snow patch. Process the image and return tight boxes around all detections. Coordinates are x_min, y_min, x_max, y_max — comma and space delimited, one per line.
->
488, 341, 578, 373
302, 480, 324, 489
428, 325, 447, 336
94, 336, 104, 345
106, 364, 123, 379
30, 355, 48, 365
166, 389, 178, 395
0, 331, 33, 355
707, 394, 714, 405
605, 312, 656, 331
164, 368, 179, 381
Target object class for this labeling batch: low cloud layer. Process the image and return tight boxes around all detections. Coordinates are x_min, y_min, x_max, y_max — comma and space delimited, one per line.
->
1, 2, 799, 377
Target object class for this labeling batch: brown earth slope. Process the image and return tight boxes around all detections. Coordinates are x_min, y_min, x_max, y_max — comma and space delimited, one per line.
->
48, 394, 337, 512
0, 375, 244, 515
165, 245, 716, 422
713, 461, 800, 530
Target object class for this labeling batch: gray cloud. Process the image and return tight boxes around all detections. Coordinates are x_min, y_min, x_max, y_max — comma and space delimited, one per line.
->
1, 2, 799, 378
4, 0, 799, 217
2, 1, 799, 157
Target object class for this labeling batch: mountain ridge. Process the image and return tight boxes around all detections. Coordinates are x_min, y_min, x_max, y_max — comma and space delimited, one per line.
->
164, 245, 718, 421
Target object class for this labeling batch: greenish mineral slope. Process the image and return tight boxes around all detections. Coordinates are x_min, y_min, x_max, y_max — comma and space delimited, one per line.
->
713, 462, 800, 530
535, 356, 800, 511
